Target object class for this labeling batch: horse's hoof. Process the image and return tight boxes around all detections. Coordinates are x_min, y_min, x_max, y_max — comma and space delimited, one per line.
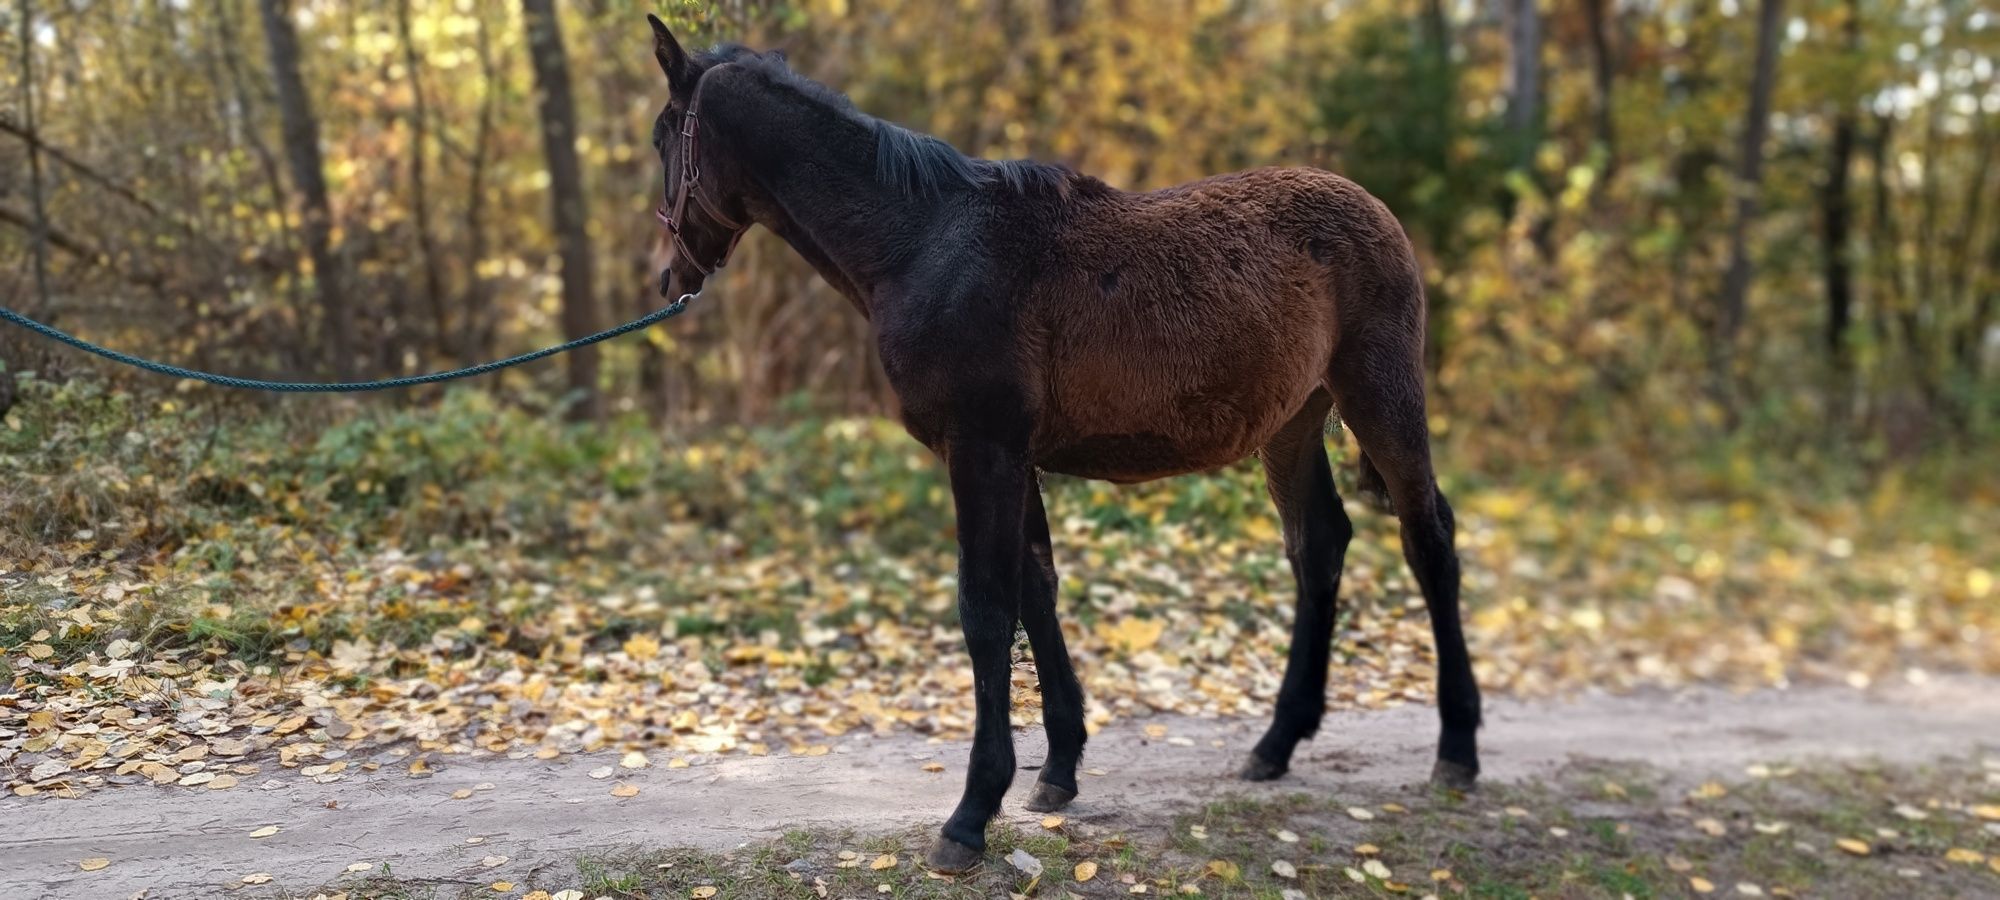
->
925, 836, 984, 874
1430, 759, 1479, 792
1239, 754, 1288, 782
1023, 780, 1077, 813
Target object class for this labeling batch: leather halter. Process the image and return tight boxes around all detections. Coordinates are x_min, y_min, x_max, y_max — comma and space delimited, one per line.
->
655, 70, 748, 277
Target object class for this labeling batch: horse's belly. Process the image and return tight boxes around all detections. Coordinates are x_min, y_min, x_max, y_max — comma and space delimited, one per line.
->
1034, 361, 1316, 483
1035, 432, 1241, 483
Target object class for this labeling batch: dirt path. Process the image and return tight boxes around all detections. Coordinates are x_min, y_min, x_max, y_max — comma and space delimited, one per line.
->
6, 677, 1997, 899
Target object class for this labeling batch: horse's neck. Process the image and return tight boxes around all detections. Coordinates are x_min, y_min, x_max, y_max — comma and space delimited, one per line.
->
726, 99, 937, 317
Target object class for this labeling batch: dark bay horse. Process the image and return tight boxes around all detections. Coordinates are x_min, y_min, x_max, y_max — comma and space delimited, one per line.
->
643, 17, 1479, 872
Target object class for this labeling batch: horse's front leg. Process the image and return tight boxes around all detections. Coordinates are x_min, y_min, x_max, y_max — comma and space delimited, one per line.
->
927, 439, 1032, 872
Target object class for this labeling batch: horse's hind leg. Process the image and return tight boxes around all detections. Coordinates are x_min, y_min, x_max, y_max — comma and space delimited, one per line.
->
1329, 331, 1482, 789
1354, 450, 1396, 515
1242, 389, 1355, 781
1019, 485, 1086, 812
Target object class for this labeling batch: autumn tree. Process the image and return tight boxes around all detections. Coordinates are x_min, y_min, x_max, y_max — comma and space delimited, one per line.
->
521, 0, 604, 421
257, 0, 353, 380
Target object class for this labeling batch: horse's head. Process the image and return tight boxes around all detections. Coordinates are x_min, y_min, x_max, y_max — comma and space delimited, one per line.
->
646, 15, 758, 300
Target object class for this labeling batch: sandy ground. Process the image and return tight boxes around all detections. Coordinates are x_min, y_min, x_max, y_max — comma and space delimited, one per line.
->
5, 677, 1997, 899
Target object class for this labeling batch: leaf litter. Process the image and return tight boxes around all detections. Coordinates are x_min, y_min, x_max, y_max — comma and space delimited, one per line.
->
2, 414, 1995, 804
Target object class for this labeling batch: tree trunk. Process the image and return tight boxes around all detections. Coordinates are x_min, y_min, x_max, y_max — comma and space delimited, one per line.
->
1711, 0, 1784, 398
1582, 0, 1616, 176
257, 0, 353, 380
1821, 109, 1856, 385
17, 0, 51, 313
1502, 0, 1542, 170
1820, 0, 1860, 397
458, 4, 500, 366
521, 0, 604, 421
395, 0, 448, 364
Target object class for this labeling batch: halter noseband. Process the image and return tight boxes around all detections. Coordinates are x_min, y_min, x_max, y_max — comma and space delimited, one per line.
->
655, 69, 748, 277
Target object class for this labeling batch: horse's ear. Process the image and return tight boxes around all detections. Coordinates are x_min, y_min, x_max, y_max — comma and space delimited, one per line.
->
647, 14, 693, 95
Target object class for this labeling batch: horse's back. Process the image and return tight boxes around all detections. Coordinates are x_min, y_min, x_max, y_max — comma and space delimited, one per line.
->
1021, 166, 1422, 482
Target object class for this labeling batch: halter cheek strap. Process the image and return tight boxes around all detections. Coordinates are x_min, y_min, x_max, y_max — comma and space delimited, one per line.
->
656, 71, 749, 277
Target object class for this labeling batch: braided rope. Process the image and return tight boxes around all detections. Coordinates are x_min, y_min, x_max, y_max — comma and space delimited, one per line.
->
0, 293, 695, 393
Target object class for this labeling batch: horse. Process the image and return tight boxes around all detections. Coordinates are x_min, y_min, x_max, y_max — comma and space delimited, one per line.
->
642, 17, 1480, 873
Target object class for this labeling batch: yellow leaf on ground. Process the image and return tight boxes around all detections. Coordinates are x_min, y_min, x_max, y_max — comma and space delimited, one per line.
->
870, 853, 897, 871
921, 762, 944, 773
249, 825, 280, 838
242, 873, 273, 884
1945, 848, 1985, 864
1971, 805, 2000, 821
1362, 859, 1392, 880
1690, 877, 1715, 894
620, 751, 649, 769
1096, 617, 1165, 654
79, 858, 110, 872
1041, 815, 1065, 830
1204, 859, 1239, 880
1430, 868, 1452, 881
610, 783, 640, 798
1076, 861, 1099, 882
1346, 806, 1376, 821
490, 882, 514, 892
1836, 838, 1871, 856
691, 887, 718, 899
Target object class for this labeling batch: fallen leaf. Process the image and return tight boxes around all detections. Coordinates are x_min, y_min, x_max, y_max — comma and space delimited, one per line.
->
79, 858, 110, 872
870, 853, 897, 871
1041, 815, 1065, 830
1076, 861, 1099, 882
1972, 805, 2000, 821
1269, 860, 1296, 879
490, 882, 514, 892
1346, 806, 1376, 821
1945, 848, 1985, 864
242, 873, 273, 885
1362, 859, 1392, 880
249, 826, 280, 839
1430, 868, 1452, 881
1690, 782, 1728, 800
621, 751, 649, 769
480, 855, 509, 867
691, 888, 717, 899
1837, 838, 1872, 856
921, 762, 944, 773
1690, 877, 1716, 894
1355, 843, 1380, 855
1204, 859, 1240, 881
611, 783, 640, 798
1274, 829, 1298, 843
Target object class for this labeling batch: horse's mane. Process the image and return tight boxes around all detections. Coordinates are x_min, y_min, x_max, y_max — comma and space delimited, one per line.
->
695, 45, 1075, 198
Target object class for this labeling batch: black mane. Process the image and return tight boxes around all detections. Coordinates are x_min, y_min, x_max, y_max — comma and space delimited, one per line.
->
693, 45, 1073, 197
